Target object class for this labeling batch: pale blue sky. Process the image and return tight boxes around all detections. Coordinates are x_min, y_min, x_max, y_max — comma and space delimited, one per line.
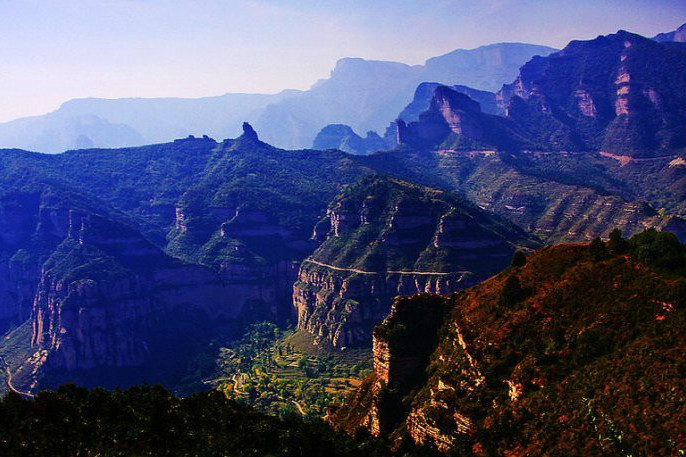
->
0, 0, 684, 122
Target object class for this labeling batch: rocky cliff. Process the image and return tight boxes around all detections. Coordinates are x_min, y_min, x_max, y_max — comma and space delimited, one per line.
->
0, 186, 240, 391
29, 211, 233, 380
328, 294, 447, 436
332, 232, 686, 455
498, 30, 686, 156
293, 177, 532, 348
396, 86, 532, 151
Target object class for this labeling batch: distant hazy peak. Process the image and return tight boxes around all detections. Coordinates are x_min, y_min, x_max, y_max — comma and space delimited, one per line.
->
331, 57, 419, 72
425, 41, 559, 66
653, 22, 686, 43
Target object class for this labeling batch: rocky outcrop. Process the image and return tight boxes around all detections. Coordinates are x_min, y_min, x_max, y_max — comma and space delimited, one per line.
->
396, 85, 531, 151
312, 124, 389, 155
293, 177, 531, 348
498, 30, 686, 156
397, 83, 502, 124
329, 294, 447, 437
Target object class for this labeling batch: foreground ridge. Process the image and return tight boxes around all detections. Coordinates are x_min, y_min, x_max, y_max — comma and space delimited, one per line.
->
331, 230, 686, 455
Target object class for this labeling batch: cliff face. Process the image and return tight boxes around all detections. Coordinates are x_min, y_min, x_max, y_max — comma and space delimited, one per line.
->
26, 210, 236, 388
0, 188, 242, 391
389, 30, 686, 158
293, 262, 463, 348
332, 234, 686, 455
396, 86, 530, 151
293, 177, 531, 348
329, 294, 447, 437
498, 31, 686, 156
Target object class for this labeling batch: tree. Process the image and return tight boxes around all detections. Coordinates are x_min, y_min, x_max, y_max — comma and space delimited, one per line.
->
510, 251, 527, 267
500, 275, 525, 307
589, 237, 607, 261
607, 228, 628, 255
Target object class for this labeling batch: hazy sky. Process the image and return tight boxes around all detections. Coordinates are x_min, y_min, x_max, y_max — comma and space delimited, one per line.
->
0, 0, 684, 122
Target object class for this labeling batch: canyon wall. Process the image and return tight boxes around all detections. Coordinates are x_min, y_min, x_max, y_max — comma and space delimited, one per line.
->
293, 177, 528, 348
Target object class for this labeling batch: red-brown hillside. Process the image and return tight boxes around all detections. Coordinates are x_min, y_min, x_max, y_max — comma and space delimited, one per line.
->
331, 231, 686, 456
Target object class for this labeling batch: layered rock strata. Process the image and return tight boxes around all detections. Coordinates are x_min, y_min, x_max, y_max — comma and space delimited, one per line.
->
293, 177, 530, 348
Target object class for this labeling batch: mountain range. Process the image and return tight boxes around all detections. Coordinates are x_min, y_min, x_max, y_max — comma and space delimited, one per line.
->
0, 43, 556, 153
0, 23, 684, 456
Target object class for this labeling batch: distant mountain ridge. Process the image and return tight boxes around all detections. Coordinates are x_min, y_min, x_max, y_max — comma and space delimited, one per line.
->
497, 30, 686, 157
0, 43, 556, 153
653, 22, 686, 42
388, 30, 686, 158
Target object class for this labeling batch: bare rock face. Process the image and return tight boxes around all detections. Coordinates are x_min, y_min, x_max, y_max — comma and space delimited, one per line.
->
294, 262, 464, 348
498, 30, 686, 157
396, 85, 531, 151
0, 191, 72, 327
293, 177, 529, 348
29, 211, 235, 377
329, 294, 446, 437
0, 187, 248, 390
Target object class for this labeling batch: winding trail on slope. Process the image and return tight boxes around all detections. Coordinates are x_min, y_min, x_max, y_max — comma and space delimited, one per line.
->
303, 259, 469, 277
0, 355, 33, 398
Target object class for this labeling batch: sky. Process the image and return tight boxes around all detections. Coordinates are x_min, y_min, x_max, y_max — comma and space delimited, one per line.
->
0, 0, 684, 122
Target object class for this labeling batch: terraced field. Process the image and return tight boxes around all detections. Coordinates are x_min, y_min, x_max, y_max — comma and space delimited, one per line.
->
208, 323, 372, 417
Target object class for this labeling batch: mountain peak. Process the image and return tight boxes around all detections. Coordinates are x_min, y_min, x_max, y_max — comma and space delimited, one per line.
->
241, 122, 259, 141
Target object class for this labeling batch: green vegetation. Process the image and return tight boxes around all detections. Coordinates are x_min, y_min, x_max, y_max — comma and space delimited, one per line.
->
210, 323, 372, 418
628, 228, 686, 276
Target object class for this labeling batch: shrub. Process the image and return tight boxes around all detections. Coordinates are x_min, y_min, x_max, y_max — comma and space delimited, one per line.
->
500, 275, 526, 307
589, 237, 607, 261
607, 228, 628, 255
510, 251, 527, 267
628, 228, 686, 276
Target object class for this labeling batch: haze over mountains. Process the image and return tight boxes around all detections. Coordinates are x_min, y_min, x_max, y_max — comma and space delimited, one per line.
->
0, 43, 556, 153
